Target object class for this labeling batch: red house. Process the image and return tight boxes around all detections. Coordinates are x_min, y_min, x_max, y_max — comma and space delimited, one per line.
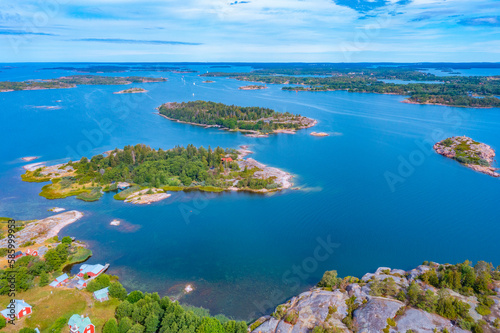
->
69, 314, 95, 333
49, 273, 69, 287
1, 300, 32, 320
78, 264, 106, 278
221, 157, 233, 163
12, 251, 24, 260
26, 249, 38, 256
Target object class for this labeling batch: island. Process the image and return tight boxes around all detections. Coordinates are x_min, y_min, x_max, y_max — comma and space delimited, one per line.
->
113, 87, 148, 94
0, 75, 166, 92
310, 132, 329, 137
21, 156, 39, 162
434, 136, 499, 177
201, 65, 500, 108
20, 144, 294, 203
202, 80, 215, 83
157, 100, 316, 136
239, 85, 267, 90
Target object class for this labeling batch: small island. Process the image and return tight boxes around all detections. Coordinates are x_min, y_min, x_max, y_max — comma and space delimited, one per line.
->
21, 144, 294, 203
113, 87, 147, 94
239, 85, 267, 90
202, 80, 215, 83
0, 75, 166, 92
158, 100, 316, 136
310, 132, 329, 137
434, 136, 499, 177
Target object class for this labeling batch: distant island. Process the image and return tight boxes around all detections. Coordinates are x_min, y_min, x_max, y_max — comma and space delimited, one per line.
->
201, 66, 500, 108
114, 87, 148, 94
21, 144, 293, 203
0, 75, 166, 92
239, 85, 267, 90
310, 132, 329, 137
158, 100, 316, 136
202, 80, 215, 83
434, 136, 499, 177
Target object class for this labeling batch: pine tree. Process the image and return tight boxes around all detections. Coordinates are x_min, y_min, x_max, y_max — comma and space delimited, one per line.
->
103, 318, 119, 333
39, 271, 49, 287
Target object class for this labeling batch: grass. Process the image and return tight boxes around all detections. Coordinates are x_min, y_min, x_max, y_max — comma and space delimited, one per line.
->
39, 181, 91, 200
76, 188, 103, 202
21, 171, 51, 183
162, 185, 185, 192
64, 246, 92, 268
113, 185, 141, 200
0, 286, 120, 333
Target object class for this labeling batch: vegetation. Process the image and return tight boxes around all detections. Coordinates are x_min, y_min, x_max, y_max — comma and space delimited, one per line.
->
201, 67, 500, 108
24, 144, 283, 199
158, 101, 313, 134
0, 75, 166, 92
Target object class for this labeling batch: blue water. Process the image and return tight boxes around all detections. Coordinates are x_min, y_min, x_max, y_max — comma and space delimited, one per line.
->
2, 64, 500, 320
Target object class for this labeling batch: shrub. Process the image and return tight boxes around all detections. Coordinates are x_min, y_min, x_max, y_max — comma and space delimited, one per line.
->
0, 316, 5, 329
475, 304, 491, 316
61, 236, 72, 245
21, 241, 35, 247
318, 271, 340, 289
284, 310, 299, 325
387, 318, 396, 327
272, 304, 288, 320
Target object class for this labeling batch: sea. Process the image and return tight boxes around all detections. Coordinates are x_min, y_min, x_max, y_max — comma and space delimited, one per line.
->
1, 63, 499, 320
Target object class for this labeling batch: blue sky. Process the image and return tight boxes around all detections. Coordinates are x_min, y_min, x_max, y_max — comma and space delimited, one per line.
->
0, 0, 499, 62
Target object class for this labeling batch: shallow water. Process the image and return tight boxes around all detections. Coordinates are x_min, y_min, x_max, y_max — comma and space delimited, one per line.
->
1, 64, 500, 320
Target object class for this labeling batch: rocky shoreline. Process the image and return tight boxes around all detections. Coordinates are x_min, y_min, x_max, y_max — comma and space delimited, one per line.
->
251, 263, 500, 333
434, 136, 499, 177
0, 210, 84, 247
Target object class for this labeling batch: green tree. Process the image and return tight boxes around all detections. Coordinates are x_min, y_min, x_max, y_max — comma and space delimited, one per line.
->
109, 282, 128, 300
145, 313, 160, 333
0, 316, 6, 329
118, 317, 133, 333
128, 324, 145, 333
19, 328, 36, 333
197, 317, 224, 333
127, 290, 144, 304
61, 236, 73, 245
318, 271, 340, 289
103, 318, 119, 333
39, 270, 49, 287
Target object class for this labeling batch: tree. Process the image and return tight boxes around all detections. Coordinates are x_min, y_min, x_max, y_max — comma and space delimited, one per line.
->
103, 318, 119, 333
197, 317, 225, 333
118, 317, 133, 333
0, 316, 5, 329
86, 274, 111, 292
39, 271, 49, 287
128, 324, 145, 333
144, 313, 160, 333
61, 236, 73, 245
318, 270, 340, 289
127, 290, 144, 304
19, 329, 36, 333
109, 282, 128, 300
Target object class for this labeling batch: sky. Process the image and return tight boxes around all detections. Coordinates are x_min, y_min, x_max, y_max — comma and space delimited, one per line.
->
0, 0, 499, 62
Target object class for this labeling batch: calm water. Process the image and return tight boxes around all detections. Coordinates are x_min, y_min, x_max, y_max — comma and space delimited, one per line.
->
1, 64, 500, 320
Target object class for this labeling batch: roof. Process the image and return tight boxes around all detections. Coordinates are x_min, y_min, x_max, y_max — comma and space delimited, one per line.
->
54, 273, 68, 283
13, 251, 23, 257
79, 264, 105, 275
93, 287, 109, 299
68, 314, 93, 332
1, 299, 31, 317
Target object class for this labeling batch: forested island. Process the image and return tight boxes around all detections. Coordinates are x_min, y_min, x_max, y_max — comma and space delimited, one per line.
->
21, 144, 293, 202
0, 75, 166, 92
114, 87, 148, 94
201, 66, 500, 108
239, 85, 267, 90
434, 136, 499, 177
158, 101, 316, 136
